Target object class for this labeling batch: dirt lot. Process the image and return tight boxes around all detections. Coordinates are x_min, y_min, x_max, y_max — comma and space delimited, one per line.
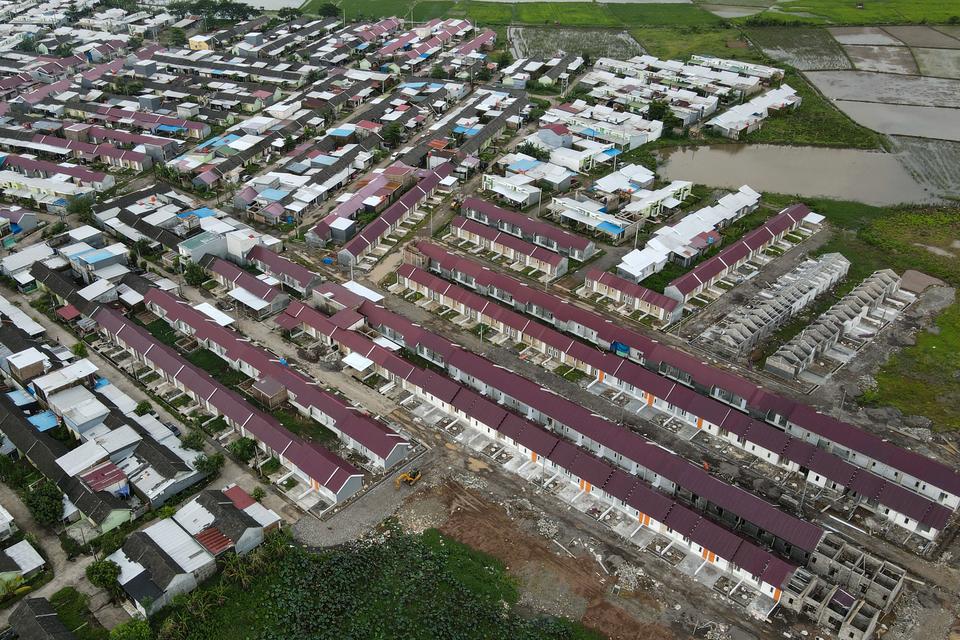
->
393, 442, 768, 640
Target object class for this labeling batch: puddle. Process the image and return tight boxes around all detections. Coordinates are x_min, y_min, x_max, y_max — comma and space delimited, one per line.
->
658, 144, 941, 205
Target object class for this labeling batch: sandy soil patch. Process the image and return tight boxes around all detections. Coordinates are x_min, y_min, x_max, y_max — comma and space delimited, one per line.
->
913, 47, 960, 79
828, 26, 904, 46
882, 25, 960, 49
843, 45, 918, 74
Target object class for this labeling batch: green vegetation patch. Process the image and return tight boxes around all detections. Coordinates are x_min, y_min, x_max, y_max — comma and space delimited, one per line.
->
186, 349, 249, 387
50, 587, 109, 640
873, 301, 960, 431
413, 0, 455, 20
158, 529, 601, 640
514, 3, 618, 27
465, 1, 515, 25
750, 0, 960, 25
145, 319, 179, 347
631, 25, 766, 62
740, 70, 882, 149
608, 2, 721, 26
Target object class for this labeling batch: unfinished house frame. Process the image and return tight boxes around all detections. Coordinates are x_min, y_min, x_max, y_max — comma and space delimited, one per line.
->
766, 269, 905, 379
701, 253, 849, 357
781, 533, 905, 640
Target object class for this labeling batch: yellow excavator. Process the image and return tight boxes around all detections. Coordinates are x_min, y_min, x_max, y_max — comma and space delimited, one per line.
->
395, 469, 422, 489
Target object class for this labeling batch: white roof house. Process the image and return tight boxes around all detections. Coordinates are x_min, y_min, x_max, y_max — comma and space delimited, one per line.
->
1, 243, 54, 276
31, 359, 98, 398
0, 296, 44, 337
143, 518, 214, 574
3, 540, 44, 577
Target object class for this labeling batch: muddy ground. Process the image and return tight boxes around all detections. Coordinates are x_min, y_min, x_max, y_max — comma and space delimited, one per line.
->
393, 439, 780, 640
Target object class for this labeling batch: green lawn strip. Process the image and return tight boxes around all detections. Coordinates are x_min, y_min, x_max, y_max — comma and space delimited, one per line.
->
158, 529, 602, 640
873, 301, 960, 431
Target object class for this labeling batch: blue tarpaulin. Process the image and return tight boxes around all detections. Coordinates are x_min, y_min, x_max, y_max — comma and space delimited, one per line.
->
6, 390, 35, 407
28, 410, 58, 432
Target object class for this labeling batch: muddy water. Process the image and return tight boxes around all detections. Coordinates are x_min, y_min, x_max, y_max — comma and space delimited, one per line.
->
658, 144, 940, 205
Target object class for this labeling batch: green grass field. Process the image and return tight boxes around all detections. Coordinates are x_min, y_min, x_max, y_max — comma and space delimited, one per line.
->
631, 25, 766, 61
874, 301, 960, 431
608, 2, 721, 26
748, 0, 960, 25
515, 3, 619, 27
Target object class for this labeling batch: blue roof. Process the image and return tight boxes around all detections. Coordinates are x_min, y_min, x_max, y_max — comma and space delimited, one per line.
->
507, 159, 541, 172
178, 207, 217, 219
355, 42, 370, 50
259, 188, 289, 201
603, 148, 622, 157
401, 82, 425, 89
28, 410, 58, 432
78, 249, 114, 265
597, 221, 624, 235
156, 124, 185, 133
330, 128, 352, 137
580, 127, 598, 137
6, 390, 35, 407
311, 155, 337, 166
94, 377, 110, 389
453, 126, 482, 136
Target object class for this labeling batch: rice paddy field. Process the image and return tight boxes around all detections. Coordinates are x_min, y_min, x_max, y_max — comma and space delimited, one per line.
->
747, 26, 850, 69
510, 26, 644, 58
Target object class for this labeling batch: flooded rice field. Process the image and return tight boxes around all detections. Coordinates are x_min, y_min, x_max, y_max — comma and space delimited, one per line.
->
805, 70, 960, 108
834, 102, 960, 142
658, 144, 944, 205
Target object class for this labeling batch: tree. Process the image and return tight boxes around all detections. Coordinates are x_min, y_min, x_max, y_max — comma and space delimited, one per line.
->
183, 262, 208, 286
71, 342, 87, 358
252, 486, 266, 502
181, 430, 205, 451
66, 195, 96, 224
169, 27, 187, 47
195, 452, 224, 476
134, 401, 152, 416
227, 437, 257, 462
313, 2, 338, 16
86, 559, 122, 597
647, 99, 670, 122
278, 7, 301, 20
25, 480, 63, 527
429, 65, 445, 79
515, 142, 550, 162
381, 122, 403, 148
110, 619, 153, 640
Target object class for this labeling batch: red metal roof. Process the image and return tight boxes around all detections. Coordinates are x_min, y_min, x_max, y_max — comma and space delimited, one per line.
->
196, 526, 233, 555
